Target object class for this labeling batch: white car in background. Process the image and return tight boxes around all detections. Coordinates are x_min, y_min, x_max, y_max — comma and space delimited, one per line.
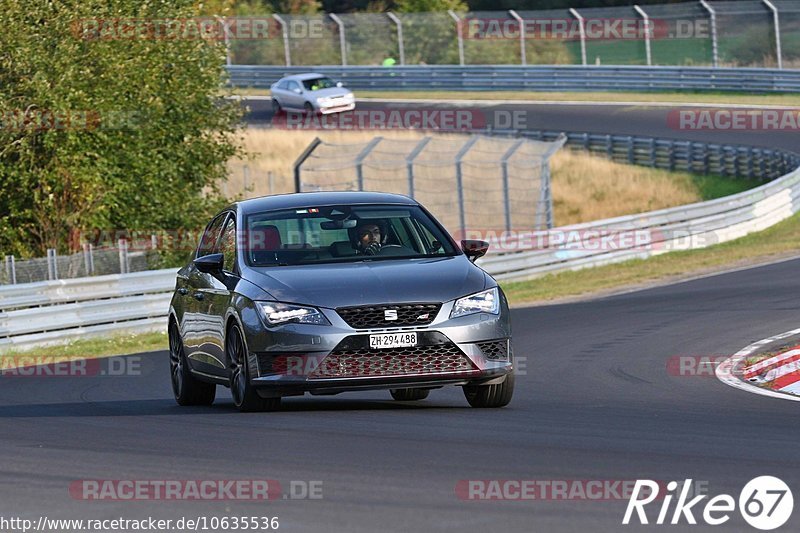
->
270, 73, 356, 115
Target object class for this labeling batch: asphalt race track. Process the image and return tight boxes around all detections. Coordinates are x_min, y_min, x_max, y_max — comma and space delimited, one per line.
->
242, 97, 799, 152
1, 101, 798, 532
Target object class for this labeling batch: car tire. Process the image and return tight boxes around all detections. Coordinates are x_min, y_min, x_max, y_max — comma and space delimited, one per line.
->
390, 388, 430, 401
271, 98, 282, 115
463, 373, 514, 408
304, 102, 315, 115
169, 321, 216, 406
227, 323, 281, 412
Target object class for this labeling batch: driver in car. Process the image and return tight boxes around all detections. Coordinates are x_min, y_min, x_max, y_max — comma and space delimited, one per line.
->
356, 222, 383, 255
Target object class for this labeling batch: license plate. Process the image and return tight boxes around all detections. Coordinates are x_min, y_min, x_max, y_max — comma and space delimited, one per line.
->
369, 332, 418, 349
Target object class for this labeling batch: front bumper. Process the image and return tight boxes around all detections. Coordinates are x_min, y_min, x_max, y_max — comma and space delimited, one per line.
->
241, 300, 512, 395
318, 101, 356, 115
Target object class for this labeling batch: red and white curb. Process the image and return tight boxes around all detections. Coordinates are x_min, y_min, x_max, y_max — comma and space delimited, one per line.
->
716, 327, 800, 402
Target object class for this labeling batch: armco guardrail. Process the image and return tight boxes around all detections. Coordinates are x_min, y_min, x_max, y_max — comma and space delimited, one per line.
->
228, 65, 800, 93
505, 129, 799, 181
480, 164, 800, 281
0, 269, 177, 350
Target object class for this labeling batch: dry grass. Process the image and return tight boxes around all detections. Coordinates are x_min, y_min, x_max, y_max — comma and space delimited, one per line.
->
225, 128, 720, 226
549, 149, 701, 224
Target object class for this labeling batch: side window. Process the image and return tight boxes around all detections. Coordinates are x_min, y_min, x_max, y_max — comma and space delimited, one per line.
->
196, 214, 226, 258
287, 81, 300, 92
218, 216, 237, 273
278, 80, 288, 90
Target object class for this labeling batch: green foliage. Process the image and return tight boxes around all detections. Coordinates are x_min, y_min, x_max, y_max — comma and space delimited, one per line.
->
0, 0, 244, 257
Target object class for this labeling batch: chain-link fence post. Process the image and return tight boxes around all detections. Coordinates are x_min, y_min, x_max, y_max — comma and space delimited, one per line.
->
508, 10, 526, 66
118, 239, 129, 275
406, 136, 432, 199
329, 14, 347, 66
539, 134, 568, 230
355, 137, 383, 191
294, 137, 322, 192
82, 244, 94, 276
46, 249, 58, 280
569, 9, 587, 66
5, 255, 15, 284
634, 5, 652, 66
501, 139, 526, 232
448, 10, 465, 66
272, 14, 291, 67
699, 0, 719, 67
387, 12, 405, 66
763, 0, 783, 69
454, 136, 480, 237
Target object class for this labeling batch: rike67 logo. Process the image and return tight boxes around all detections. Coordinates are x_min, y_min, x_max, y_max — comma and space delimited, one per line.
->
623, 477, 793, 530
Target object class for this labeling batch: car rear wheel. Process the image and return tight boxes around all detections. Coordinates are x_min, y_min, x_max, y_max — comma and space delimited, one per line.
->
390, 388, 430, 401
169, 321, 216, 406
271, 98, 282, 114
463, 373, 514, 408
227, 324, 281, 412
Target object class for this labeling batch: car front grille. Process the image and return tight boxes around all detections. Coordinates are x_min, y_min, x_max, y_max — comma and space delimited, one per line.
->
309, 342, 477, 379
477, 339, 509, 361
336, 303, 441, 329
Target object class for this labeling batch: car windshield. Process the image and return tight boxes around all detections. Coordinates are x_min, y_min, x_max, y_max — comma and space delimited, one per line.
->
245, 204, 458, 267
301, 77, 336, 91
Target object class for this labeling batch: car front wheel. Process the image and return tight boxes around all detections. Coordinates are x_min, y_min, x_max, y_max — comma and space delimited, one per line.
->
169, 321, 216, 406
463, 373, 514, 408
227, 324, 281, 412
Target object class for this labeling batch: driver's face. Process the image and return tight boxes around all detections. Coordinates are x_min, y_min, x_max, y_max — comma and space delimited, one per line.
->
358, 224, 381, 247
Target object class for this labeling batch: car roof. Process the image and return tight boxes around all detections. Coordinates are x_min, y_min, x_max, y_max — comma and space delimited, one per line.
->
280, 73, 329, 81
232, 191, 418, 216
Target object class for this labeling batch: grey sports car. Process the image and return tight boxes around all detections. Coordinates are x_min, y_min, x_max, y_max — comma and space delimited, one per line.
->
168, 192, 514, 411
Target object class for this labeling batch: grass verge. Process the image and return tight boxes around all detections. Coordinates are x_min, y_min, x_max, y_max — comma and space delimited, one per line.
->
0, 331, 167, 363
235, 88, 800, 107
502, 211, 800, 306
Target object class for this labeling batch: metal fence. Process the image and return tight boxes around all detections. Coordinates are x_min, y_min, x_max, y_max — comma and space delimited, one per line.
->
227, 65, 800, 93
227, 1, 800, 68
2, 241, 158, 286
293, 134, 566, 237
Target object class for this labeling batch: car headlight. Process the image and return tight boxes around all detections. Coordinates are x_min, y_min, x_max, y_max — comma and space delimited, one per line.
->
450, 288, 500, 319
257, 302, 330, 326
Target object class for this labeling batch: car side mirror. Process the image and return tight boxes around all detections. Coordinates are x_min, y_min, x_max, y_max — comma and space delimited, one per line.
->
293, 87, 302, 94
194, 253, 224, 273
336, 81, 343, 87
461, 240, 489, 262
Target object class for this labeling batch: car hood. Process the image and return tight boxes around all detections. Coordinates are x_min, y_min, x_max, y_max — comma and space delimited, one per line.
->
244, 256, 486, 308
311, 87, 352, 99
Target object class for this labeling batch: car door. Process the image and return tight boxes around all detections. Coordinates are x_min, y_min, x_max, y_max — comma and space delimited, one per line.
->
272, 79, 289, 107
286, 80, 304, 109
199, 214, 240, 376
182, 212, 229, 375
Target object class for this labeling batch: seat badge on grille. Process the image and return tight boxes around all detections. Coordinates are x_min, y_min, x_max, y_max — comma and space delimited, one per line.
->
417, 313, 430, 320
384, 309, 398, 321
